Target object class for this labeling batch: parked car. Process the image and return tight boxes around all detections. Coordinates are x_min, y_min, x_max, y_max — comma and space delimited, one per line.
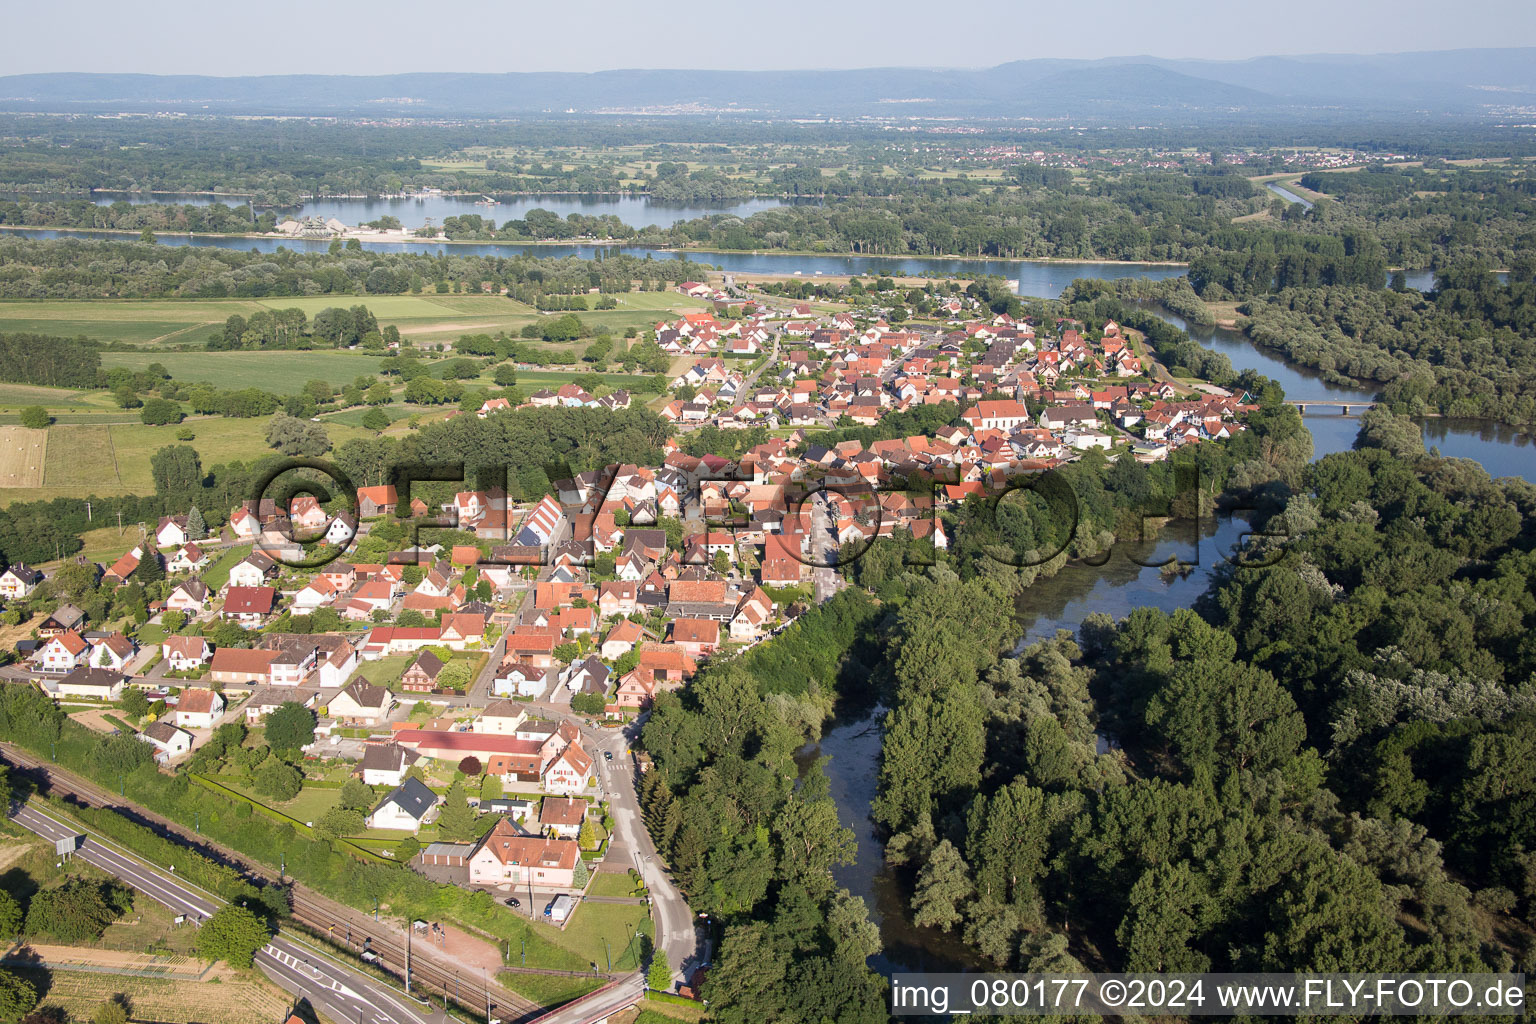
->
505, 896, 521, 908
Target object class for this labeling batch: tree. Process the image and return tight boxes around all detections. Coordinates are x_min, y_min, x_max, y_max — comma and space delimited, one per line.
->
0, 890, 21, 942
458, 756, 482, 776
646, 949, 672, 992
339, 778, 375, 812
437, 660, 473, 691
493, 364, 518, 387
119, 688, 150, 720
264, 702, 316, 753
253, 757, 303, 801
0, 969, 37, 1022
437, 781, 476, 841
315, 807, 366, 839
361, 407, 390, 432
150, 445, 203, 500
24, 879, 131, 943
18, 406, 49, 430
910, 839, 973, 931
265, 415, 330, 457
186, 505, 206, 540
572, 692, 607, 716
140, 398, 183, 425
577, 819, 597, 850
572, 857, 590, 888
92, 998, 130, 1024
197, 905, 273, 968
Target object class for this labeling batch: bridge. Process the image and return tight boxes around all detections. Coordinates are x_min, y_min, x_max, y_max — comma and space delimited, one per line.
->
1290, 400, 1377, 417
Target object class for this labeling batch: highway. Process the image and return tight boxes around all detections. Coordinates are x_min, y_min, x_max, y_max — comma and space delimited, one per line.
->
0, 743, 541, 1022
11, 802, 448, 1024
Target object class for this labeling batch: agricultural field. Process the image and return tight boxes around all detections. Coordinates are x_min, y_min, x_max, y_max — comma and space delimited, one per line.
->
0, 415, 374, 506
0, 382, 118, 412
0, 425, 47, 487
31, 968, 306, 1024
100, 349, 381, 391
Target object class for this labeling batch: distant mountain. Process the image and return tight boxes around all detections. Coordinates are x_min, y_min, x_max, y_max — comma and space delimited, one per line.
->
1, 48, 1532, 120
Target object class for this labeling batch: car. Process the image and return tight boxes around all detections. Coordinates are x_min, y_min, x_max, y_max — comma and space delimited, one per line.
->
603, 750, 614, 760
504, 896, 521, 908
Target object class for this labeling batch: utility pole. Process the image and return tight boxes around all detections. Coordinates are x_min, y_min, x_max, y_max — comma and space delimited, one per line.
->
405, 921, 411, 995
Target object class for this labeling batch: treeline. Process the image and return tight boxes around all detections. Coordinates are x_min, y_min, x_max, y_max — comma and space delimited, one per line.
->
636, 591, 889, 1023
0, 197, 276, 235
1187, 225, 1389, 299
860, 421, 1535, 975
1240, 265, 1536, 427
0, 332, 101, 387
0, 235, 714, 300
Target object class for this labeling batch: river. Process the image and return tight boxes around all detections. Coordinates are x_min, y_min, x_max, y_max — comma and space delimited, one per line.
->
0, 190, 804, 231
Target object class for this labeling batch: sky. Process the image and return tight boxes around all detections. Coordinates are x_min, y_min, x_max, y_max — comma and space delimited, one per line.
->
7, 0, 1536, 76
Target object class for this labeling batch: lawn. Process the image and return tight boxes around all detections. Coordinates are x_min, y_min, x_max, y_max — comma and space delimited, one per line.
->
100, 349, 381, 392
202, 544, 252, 590
355, 654, 413, 691
497, 972, 604, 1008
586, 871, 643, 898
535, 900, 653, 972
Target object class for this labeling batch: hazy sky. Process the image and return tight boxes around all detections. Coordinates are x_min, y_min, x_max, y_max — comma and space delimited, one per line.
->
9, 0, 1536, 76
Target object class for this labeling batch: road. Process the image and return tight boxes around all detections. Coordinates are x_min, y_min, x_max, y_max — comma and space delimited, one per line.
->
11, 802, 448, 1024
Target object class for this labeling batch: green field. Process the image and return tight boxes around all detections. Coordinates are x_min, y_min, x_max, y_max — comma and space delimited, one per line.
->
0, 317, 200, 344
1, 415, 374, 504
0, 382, 116, 411
101, 349, 382, 391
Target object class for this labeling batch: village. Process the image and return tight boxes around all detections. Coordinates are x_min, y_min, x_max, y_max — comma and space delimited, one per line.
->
0, 291, 1254, 935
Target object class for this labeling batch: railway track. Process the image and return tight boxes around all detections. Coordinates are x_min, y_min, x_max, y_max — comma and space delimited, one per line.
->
0, 742, 555, 1021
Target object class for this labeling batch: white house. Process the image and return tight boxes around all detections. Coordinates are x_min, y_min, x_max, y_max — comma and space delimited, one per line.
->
0, 564, 43, 599
162, 635, 212, 672
87, 633, 137, 673
36, 630, 89, 674
368, 777, 441, 832
173, 688, 225, 729
359, 743, 419, 787
543, 743, 594, 795
139, 720, 193, 762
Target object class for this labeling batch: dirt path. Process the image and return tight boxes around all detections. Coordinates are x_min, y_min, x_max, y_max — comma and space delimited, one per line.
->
399, 320, 503, 336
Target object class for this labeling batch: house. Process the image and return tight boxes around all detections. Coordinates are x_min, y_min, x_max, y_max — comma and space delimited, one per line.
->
229, 506, 261, 540
36, 630, 89, 674
155, 515, 190, 548
330, 677, 395, 726
139, 720, 193, 762
669, 618, 720, 656
473, 699, 529, 736
439, 613, 485, 649
359, 742, 420, 787
243, 686, 319, 725
400, 651, 445, 692
226, 553, 278, 590
102, 548, 141, 585
166, 543, 209, 574
174, 688, 225, 730
0, 564, 42, 599
614, 668, 658, 709
292, 576, 341, 613
467, 818, 580, 888
538, 796, 587, 839
357, 485, 399, 518
37, 603, 85, 638
325, 513, 358, 546
543, 743, 594, 795
637, 642, 697, 682
599, 619, 645, 660
563, 656, 610, 696
166, 580, 211, 615
88, 632, 137, 673
163, 635, 212, 672
493, 661, 550, 699
288, 496, 328, 533
221, 586, 277, 627
368, 777, 441, 832
53, 666, 126, 701
208, 647, 280, 686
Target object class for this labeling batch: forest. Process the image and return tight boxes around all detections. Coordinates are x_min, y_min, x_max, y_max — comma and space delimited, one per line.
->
841, 409, 1536, 981
1240, 264, 1536, 427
